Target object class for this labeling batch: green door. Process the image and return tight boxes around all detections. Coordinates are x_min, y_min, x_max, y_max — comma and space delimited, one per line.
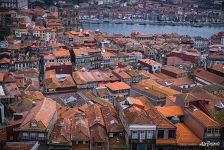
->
138, 144, 147, 150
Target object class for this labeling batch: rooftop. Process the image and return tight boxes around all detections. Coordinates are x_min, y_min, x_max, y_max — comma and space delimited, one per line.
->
162, 65, 188, 74
176, 123, 201, 146
156, 105, 184, 118
139, 58, 162, 66
186, 107, 220, 128
105, 81, 131, 91
193, 68, 224, 84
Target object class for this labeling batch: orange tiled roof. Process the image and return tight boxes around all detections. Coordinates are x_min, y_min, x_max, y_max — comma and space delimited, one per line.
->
129, 97, 145, 109
19, 98, 57, 131
210, 64, 224, 73
86, 104, 105, 127
44, 53, 56, 60
45, 69, 56, 79
109, 136, 127, 149
138, 96, 176, 129
57, 106, 82, 119
193, 68, 224, 84
0, 58, 10, 63
73, 47, 100, 56
156, 139, 177, 145
90, 124, 108, 143
112, 70, 131, 79
176, 123, 201, 146
137, 79, 180, 96
105, 81, 130, 91
101, 106, 124, 133
0, 72, 6, 82
156, 106, 184, 117
102, 51, 116, 58
72, 118, 90, 141
139, 58, 161, 66
54, 49, 70, 57
187, 108, 220, 128
162, 65, 188, 74
171, 77, 194, 86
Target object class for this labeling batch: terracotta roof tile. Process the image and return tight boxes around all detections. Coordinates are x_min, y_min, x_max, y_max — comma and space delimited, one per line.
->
193, 68, 224, 84
156, 106, 184, 117
105, 81, 130, 91
138, 96, 176, 129
109, 136, 127, 149
101, 106, 124, 133
72, 117, 90, 141
176, 123, 201, 146
54, 49, 70, 57
86, 104, 105, 127
139, 58, 162, 66
156, 139, 176, 145
162, 65, 188, 74
19, 98, 57, 131
186, 108, 220, 128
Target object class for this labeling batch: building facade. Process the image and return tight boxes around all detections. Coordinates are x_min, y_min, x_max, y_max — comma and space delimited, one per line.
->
0, 0, 28, 9
58, 5, 80, 32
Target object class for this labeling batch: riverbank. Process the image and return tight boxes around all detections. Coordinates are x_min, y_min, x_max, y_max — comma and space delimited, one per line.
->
81, 19, 224, 27
82, 22, 224, 38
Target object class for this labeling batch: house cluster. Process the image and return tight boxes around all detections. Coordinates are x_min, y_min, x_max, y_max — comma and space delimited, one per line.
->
79, 0, 224, 24
0, 3, 224, 150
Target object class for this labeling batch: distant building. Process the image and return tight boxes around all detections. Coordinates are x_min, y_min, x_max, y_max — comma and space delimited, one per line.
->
14, 98, 57, 141
161, 66, 188, 78
105, 82, 131, 101
193, 36, 209, 52
0, 102, 5, 123
58, 5, 80, 31
73, 47, 102, 70
193, 68, 224, 85
138, 58, 162, 73
0, 0, 28, 9
0, 10, 17, 35
184, 107, 221, 144
221, 36, 224, 45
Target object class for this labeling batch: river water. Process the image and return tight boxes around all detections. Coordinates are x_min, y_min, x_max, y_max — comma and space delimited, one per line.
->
83, 22, 224, 38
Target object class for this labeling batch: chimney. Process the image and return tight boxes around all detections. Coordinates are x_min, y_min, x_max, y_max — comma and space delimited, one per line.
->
32, 101, 36, 107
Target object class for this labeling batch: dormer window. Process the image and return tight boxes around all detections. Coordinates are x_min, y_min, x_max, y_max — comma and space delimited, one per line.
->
31, 122, 37, 128
207, 128, 212, 134
214, 128, 220, 135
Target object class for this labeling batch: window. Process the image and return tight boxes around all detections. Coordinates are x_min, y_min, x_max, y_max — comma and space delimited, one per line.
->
207, 128, 212, 134
109, 133, 113, 138
38, 133, 45, 140
139, 131, 145, 140
147, 130, 153, 139
168, 130, 175, 139
132, 131, 138, 139
39, 133, 44, 138
184, 102, 189, 107
30, 133, 36, 139
119, 133, 123, 136
96, 142, 103, 148
22, 132, 28, 138
157, 130, 164, 139
214, 128, 219, 134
